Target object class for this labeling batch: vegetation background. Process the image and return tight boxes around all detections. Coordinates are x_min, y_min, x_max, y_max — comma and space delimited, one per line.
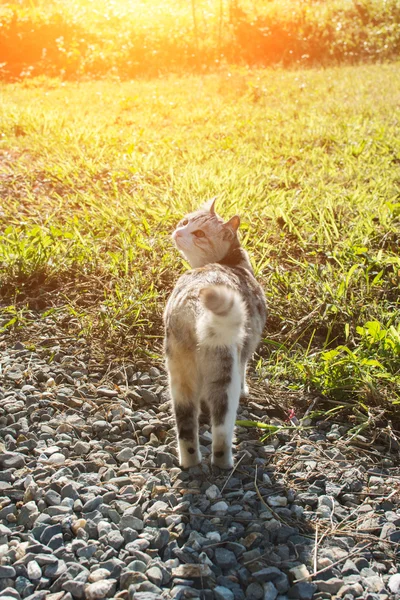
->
0, 0, 399, 441
1, 0, 400, 79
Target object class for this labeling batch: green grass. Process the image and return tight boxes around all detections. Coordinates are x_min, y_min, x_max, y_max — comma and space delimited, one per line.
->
0, 63, 399, 429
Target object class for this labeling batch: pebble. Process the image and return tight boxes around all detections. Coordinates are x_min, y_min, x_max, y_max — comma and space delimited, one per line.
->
245, 583, 263, 600
171, 565, 212, 579
288, 565, 311, 582
388, 574, 400, 594
116, 448, 135, 463
210, 501, 229, 514
46, 453, 66, 465
0, 452, 25, 469
96, 388, 119, 398
27, 561, 42, 581
85, 579, 117, 599
146, 566, 163, 587
315, 578, 343, 594
214, 586, 235, 600
71, 519, 87, 534
73, 441, 91, 455
0, 566, 16, 579
0, 342, 398, 600
262, 582, 278, 600
215, 548, 237, 569
205, 484, 221, 500
267, 496, 287, 508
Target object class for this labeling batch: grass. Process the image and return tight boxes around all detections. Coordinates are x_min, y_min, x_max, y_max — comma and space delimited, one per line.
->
0, 63, 399, 432
1, 0, 400, 79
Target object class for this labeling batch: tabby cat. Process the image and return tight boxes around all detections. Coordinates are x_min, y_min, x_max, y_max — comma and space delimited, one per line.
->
164, 200, 267, 469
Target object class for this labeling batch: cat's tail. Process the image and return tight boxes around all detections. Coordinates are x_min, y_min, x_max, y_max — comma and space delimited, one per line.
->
197, 285, 247, 347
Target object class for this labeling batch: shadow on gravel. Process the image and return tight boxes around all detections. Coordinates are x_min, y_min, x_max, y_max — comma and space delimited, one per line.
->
0, 334, 399, 600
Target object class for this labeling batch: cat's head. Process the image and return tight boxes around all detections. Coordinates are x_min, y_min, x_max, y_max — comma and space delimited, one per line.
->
172, 198, 240, 268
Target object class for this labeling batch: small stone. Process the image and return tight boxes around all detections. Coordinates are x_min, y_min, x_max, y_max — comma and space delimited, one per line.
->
289, 565, 311, 582
44, 561, 67, 579
62, 580, 86, 598
82, 496, 103, 513
252, 568, 284, 583
107, 530, 124, 550
71, 519, 87, 534
205, 485, 221, 500
15, 576, 33, 596
134, 582, 162, 594
0, 587, 20, 600
262, 582, 278, 600
363, 575, 384, 593
18, 502, 39, 528
73, 442, 91, 455
388, 574, 400, 594
214, 586, 234, 600
246, 582, 263, 600
88, 569, 112, 583
146, 566, 163, 587
92, 421, 111, 432
267, 496, 287, 508
151, 528, 170, 549
138, 389, 158, 403
0, 566, 16, 579
210, 501, 229, 514
119, 515, 144, 531
44, 490, 61, 506
27, 560, 42, 581
97, 387, 118, 398
6, 371, 23, 381
171, 564, 212, 579
315, 579, 343, 594
337, 583, 364, 598
341, 559, 359, 576
214, 548, 237, 569
85, 579, 117, 599
290, 582, 317, 600
156, 451, 175, 467
149, 367, 161, 378
46, 453, 66, 465
0, 453, 25, 469
116, 448, 134, 463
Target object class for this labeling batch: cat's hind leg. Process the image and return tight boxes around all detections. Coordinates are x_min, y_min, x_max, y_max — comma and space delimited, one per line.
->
166, 341, 201, 468
202, 345, 241, 470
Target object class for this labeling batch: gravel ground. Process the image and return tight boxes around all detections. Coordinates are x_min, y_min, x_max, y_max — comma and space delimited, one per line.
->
0, 332, 399, 600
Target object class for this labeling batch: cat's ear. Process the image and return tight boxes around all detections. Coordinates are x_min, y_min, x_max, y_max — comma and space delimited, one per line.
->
203, 196, 217, 214
225, 215, 240, 232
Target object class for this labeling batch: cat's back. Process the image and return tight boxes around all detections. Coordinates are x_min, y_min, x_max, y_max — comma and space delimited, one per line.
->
164, 263, 231, 322
164, 262, 266, 332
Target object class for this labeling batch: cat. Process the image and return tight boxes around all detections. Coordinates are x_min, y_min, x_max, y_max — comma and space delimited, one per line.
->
163, 199, 267, 469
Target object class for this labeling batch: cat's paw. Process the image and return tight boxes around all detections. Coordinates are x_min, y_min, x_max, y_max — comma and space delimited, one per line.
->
179, 448, 202, 469
212, 450, 233, 470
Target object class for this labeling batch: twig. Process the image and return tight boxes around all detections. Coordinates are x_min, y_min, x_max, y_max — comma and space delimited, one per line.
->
294, 542, 374, 583
253, 464, 286, 525
221, 452, 247, 493
313, 524, 319, 575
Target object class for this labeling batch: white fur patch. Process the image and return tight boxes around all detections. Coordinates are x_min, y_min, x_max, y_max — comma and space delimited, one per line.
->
197, 286, 247, 348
